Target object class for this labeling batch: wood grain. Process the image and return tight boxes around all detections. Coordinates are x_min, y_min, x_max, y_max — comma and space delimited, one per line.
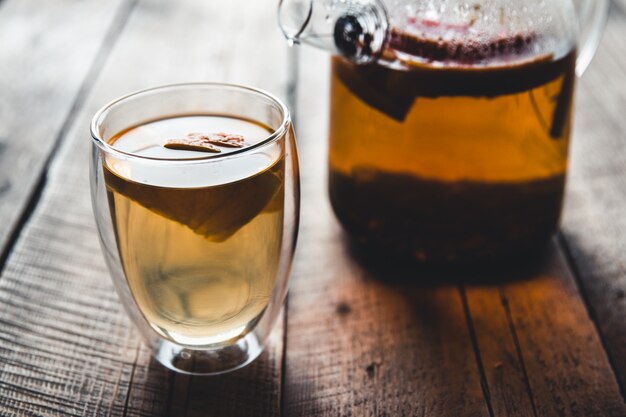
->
0, 0, 130, 267
184, 325, 283, 417
282, 48, 490, 417
467, 244, 626, 417
0, 0, 288, 415
560, 0, 626, 394
464, 285, 537, 417
503, 246, 625, 416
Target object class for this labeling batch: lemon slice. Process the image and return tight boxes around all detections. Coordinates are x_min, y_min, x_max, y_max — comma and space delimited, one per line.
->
104, 159, 284, 241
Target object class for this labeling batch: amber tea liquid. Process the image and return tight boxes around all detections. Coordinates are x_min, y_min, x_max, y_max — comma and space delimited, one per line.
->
104, 116, 284, 346
329, 50, 576, 262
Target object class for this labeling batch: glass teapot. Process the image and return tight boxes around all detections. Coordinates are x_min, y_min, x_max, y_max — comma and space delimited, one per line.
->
279, 0, 608, 264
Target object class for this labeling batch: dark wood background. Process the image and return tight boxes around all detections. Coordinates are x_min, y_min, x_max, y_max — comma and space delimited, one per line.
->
0, 0, 625, 415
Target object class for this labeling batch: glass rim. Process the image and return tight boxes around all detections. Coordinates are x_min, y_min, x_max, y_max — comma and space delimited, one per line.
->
90, 82, 291, 163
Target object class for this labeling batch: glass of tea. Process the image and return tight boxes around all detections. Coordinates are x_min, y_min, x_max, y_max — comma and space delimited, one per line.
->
89, 83, 299, 375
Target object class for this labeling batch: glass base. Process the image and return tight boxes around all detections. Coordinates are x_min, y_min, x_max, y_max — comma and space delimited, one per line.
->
154, 331, 264, 375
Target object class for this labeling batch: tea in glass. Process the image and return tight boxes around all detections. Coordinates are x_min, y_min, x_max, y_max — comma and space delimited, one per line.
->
105, 116, 285, 346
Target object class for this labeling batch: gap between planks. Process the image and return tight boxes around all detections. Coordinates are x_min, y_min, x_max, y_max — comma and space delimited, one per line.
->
460, 286, 497, 417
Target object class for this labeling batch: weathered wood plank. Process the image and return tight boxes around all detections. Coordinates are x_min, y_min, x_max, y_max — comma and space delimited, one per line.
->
122, 347, 170, 417
184, 324, 283, 417
0, 0, 130, 266
0, 0, 288, 415
464, 285, 537, 417
283, 48, 490, 417
0, 172, 138, 417
467, 244, 626, 417
560, 0, 626, 393
504, 246, 624, 416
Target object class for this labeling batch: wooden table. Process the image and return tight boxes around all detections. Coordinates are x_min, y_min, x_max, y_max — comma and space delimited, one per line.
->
1, 0, 626, 415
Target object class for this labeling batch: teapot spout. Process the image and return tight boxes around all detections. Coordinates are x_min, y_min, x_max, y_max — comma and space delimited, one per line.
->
278, 0, 388, 64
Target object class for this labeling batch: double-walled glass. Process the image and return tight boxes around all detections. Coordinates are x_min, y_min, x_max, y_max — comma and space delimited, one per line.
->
90, 83, 299, 375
